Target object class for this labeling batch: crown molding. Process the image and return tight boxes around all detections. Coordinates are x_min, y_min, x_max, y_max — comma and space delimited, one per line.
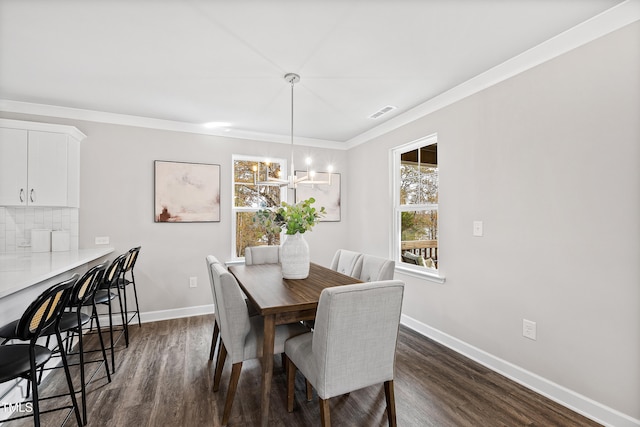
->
345, 0, 640, 149
0, 99, 347, 150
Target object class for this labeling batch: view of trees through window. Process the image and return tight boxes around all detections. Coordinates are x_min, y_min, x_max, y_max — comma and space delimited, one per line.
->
399, 143, 438, 268
233, 158, 285, 257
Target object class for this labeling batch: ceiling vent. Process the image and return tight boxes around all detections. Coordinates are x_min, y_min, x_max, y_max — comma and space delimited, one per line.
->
368, 105, 397, 119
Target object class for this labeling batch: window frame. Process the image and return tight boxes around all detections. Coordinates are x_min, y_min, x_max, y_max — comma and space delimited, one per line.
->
231, 154, 287, 260
390, 133, 445, 284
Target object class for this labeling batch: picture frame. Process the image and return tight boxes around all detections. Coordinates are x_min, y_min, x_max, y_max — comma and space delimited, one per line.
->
294, 171, 341, 222
154, 160, 221, 223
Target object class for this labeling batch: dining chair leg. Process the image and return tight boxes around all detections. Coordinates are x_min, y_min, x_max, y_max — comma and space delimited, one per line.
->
319, 398, 331, 427
286, 356, 296, 412
305, 379, 313, 401
222, 362, 242, 426
209, 318, 219, 361
384, 380, 397, 427
213, 342, 227, 392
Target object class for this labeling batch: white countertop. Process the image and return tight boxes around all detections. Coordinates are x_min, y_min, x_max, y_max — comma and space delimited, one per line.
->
0, 248, 115, 298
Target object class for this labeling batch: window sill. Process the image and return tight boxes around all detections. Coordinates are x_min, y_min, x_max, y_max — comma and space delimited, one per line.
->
395, 264, 445, 284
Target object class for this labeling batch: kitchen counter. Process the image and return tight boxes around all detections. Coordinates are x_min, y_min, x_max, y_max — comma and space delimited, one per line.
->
0, 248, 114, 298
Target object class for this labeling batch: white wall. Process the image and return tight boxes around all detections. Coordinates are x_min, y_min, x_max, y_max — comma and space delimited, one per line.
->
347, 22, 639, 422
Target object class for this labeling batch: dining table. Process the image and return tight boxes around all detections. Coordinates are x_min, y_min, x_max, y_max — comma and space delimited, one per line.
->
227, 261, 362, 427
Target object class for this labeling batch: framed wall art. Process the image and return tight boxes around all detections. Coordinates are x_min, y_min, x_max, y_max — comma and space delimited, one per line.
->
294, 171, 341, 221
154, 160, 221, 222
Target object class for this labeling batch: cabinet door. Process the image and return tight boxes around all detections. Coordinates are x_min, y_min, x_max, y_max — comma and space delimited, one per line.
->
67, 137, 80, 208
0, 128, 28, 206
27, 131, 68, 207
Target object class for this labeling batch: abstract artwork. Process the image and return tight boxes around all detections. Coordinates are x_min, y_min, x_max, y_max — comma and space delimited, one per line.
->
154, 160, 220, 222
294, 171, 341, 221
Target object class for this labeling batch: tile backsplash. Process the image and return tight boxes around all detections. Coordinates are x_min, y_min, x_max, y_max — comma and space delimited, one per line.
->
0, 207, 79, 253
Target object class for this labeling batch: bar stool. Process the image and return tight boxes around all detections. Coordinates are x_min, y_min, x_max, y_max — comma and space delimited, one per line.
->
0, 276, 82, 427
93, 253, 127, 373
115, 246, 142, 343
42, 263, 110, 425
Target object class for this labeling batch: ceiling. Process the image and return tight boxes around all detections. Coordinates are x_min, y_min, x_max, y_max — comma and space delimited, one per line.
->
0, 0, 626, 145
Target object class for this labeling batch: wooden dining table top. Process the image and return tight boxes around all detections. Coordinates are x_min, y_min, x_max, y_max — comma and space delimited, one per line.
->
228, 262, 362, 316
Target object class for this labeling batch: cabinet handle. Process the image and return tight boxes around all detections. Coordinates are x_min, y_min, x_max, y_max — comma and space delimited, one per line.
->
19, 188, 25, 203
30, 189, 35, 203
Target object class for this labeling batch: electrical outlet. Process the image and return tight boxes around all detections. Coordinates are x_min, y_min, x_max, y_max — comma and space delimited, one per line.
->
473, 221, 483, 237
523, 319, 537, 340
95, 236, 110, 245
189, 277, 198, 288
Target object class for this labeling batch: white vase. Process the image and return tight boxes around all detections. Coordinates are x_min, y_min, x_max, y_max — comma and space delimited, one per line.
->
281, 232, 310, 279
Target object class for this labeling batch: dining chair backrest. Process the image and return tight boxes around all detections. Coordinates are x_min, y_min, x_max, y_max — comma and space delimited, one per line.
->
15, 275, 78, 342
245, 246, 280, 265
358, 254, 395, 282
329, 249, 363, 278
211, 263, 251, 364
312, 280, 404, 399
206, 255, 223, 310
69, 262, 108, 307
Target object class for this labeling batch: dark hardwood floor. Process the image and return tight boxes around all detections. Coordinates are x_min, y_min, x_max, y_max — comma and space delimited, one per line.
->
4, 315, 602, 426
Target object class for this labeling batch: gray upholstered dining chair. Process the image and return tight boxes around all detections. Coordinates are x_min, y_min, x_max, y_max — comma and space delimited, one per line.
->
244, 245, 280, 265
329, 249, 363, 277
357, 254, 395, 282
284, 280, 405, 427
206, 255, 223, 362
209, 261, 308, 426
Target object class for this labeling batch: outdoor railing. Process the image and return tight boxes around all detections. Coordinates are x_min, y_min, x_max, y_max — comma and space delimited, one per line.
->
401, 240, 438, 267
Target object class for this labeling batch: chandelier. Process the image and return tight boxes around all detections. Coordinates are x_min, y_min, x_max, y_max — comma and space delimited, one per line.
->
254, 73, 332, 188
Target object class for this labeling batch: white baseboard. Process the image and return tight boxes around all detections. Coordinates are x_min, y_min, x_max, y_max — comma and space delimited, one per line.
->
400, 314, 640, 427
139, 304, 214, 324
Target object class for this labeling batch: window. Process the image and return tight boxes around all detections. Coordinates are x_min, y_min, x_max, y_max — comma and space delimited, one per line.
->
232, 155, 286, 258
391, 134, 443, 282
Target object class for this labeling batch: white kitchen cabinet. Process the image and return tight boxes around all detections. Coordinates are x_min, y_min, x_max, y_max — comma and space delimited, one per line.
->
0, 119, 86, 207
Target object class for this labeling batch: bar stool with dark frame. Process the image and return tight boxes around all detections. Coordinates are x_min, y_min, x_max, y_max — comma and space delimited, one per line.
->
40, 262, 111, 425
0, 276, 83, 427
114, 246, 142, 346
92, 253, 127, 374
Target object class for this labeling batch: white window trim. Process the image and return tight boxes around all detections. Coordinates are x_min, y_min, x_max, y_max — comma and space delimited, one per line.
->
389, 133, 445, 284
231, 154, 287, 261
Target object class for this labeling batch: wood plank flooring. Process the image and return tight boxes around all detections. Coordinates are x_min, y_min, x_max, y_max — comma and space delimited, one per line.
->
4, 315, 602, 426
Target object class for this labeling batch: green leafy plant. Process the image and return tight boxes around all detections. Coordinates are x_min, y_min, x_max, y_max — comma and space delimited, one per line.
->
253, 197, 326, 235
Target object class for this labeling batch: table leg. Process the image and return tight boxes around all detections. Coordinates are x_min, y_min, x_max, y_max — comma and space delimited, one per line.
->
260, 313, 276, 427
